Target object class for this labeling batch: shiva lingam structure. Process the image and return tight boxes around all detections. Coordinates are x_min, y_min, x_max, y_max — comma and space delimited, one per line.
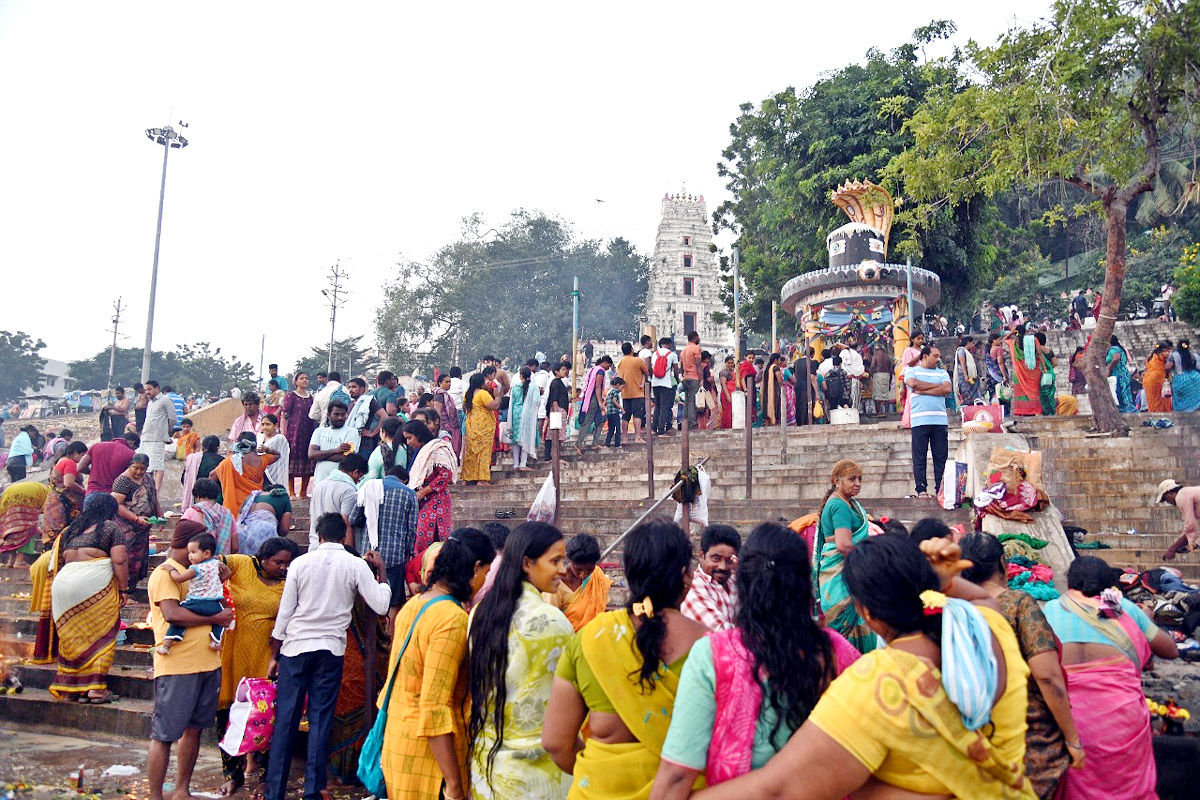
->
780, 179, 940, 368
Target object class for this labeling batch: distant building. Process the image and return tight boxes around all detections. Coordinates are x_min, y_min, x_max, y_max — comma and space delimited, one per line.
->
24, 359, 71, 397
644, 191, 731, 350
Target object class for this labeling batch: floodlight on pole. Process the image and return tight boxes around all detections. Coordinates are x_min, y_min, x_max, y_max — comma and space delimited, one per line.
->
140, 123, 189, 382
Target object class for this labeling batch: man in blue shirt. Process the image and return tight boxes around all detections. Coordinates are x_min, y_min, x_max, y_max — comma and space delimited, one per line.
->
267, 364, 289, 392
162, 385, 187, 426
904, 345, 953, 499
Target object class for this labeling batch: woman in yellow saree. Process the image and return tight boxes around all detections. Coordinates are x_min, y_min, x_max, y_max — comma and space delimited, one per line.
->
461, 373, 499, 484
544, 521, 707, 800
694, 534, 1035, 800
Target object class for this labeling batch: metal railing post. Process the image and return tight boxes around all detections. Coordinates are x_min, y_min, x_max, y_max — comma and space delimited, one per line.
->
681, 416, 690, 530
552, 436, 561, 526
645, 378, 654, 499
745, 375, 754, 498
780, 378, 788, 463
600, 456, 710, 561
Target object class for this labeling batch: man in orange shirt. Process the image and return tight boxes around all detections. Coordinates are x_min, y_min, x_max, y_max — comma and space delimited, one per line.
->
616, 341, 649, 444
679, 330, 703, 428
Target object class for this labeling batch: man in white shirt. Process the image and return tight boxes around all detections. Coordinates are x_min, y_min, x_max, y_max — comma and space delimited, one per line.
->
264, 511, 392, 800
308, 401, 361, 484
649, 337, 680, 435
138, 380, 177, 491
308, 370, 345, 426
308, 453, 367, 549
447, 366, 468, 411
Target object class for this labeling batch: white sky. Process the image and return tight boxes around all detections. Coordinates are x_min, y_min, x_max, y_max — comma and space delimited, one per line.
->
0, 1, 1049, 376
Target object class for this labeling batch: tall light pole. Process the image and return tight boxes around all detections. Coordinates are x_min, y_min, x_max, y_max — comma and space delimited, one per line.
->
731, 244, 741, 361
322, 261, 349, 373
141, 123, 189, 382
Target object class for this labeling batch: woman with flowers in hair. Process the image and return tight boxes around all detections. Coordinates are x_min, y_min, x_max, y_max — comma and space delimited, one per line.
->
694, 534, 1036, 800
543, 520, 706, 800
813, 459, 876, 653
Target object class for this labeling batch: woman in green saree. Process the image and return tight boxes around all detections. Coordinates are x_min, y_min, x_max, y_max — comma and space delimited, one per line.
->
813, 459, 877, 654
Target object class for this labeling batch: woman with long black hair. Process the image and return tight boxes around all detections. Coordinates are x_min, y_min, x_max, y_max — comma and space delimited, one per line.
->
543, 520, 706, 800
461, 372, 499, 484
380, 527, 495, 800
468, 521, 573, 798
651, 523, 861, 797
1169, 338, 1200, 411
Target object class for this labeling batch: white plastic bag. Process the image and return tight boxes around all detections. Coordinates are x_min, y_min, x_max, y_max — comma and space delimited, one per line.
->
527, 473, 556, 522
673, 464, 711, 527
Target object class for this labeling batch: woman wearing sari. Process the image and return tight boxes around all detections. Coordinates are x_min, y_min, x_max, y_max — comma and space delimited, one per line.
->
813, 460, 876, 654
468, 522, 575, 799
718, 356, 736, 429
1, 481, 50, 568
1106, 335, 1136, 413
961, 534, 1084, 798
30, 494, 128, 703
461, 373, 498, 484
40, 441, 88, 550
1043, 556, 1178, 799
380, 529, 495, 800
259, 413, 290, 488
761, 355, 785, 427
508, 367, 542, 472
546, 533, 612, 631
403, 420, 459, 590
1169, 339, 1200, 412
109, 453, 159, 588
211, 432, 278, 518
652, 523, 859, 798
697, 352, 717, 429
181, 435, 223, 513
695, 534, 1034, 800
544, 521, 707, 800
1006, 326, 1043, 416
262, 379, 285, 419
1143, 341, 1173, 413
737, 354, 758, 425
1033, 332, 1058, 416
182, 478, 239, 555
215, 535, 299, 796
280, 372, 316, 498
953, 337, 982, 407
235, 486, 292, 556
898, 331, 925, 428
433, 372, 463, 458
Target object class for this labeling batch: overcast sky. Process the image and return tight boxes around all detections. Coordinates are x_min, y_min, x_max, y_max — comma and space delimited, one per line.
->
0, 1, 1049, 376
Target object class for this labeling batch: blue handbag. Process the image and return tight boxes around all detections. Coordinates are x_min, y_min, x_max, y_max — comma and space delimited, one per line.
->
357, 594, 461, 797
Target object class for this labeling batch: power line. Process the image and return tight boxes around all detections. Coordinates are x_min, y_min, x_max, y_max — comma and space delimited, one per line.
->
322, 261, 349, 373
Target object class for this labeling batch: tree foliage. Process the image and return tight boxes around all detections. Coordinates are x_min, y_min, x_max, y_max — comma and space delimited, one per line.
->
294, 335, 381, 380
374, 211, 649, 376
889, 0, 1200, 432
67, 343, 254, 396
0, 331, 48, 402
713, 23, 992, 334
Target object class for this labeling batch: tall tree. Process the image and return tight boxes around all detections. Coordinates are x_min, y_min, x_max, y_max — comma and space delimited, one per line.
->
171, 343, 255, 396
294, 335, 381, 380
374, 212, 648, 376
0, 331, 48, 402
713, 22, 989, 333
890, 0, 1200, 433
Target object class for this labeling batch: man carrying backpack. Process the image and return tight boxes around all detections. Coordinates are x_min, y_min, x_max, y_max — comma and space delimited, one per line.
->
824, 355, 850, 410
650, 337, 679, 435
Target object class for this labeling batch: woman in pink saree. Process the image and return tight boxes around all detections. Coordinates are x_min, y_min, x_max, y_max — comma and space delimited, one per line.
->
1043, 556, 1179, 799
650, 523, 858, 798
897, 332, 924, 428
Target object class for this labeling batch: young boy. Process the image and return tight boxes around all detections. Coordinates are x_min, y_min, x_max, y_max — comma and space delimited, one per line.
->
171, 418, 201, 460
604, 377, 625, 448
157, 532, 227, 654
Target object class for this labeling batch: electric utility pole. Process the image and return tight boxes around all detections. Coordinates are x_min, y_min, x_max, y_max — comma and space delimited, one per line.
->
106, 297, 125, 399
322, 261, 349, 373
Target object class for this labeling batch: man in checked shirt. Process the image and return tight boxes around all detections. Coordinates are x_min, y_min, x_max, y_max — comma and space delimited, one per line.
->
680, 525, 741, 630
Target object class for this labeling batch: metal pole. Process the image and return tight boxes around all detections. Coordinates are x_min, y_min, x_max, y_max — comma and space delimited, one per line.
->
258, 335, 265, 389
779, 376, 787, 461
645, 378, 654, 499
732, 246, 741, 361
771, 300, 778, 353
680, 416, 690, 530
571, 276, 580, 399
106, 297, 123, 400
745, 374, 754, 498
141, 135, 171, 383
551, 437, 561, 526
906, 256, 914, 336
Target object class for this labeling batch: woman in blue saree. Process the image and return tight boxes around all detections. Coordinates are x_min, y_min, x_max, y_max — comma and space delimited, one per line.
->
1106, 335, 1136, 413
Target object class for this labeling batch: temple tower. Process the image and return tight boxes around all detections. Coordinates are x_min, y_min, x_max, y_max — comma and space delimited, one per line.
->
644, 191, 730, 349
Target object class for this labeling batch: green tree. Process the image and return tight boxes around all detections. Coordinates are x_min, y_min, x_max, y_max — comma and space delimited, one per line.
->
713, 23, 991, 333
890, 0, 1200, 433
0, 331, 48, 402
374, 212, 649, 376
294, 335, 381, 380
1175, 240, 1200, 326
171, 343, 255, 396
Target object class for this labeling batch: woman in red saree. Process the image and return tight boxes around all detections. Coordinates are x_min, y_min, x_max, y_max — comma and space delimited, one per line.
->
1043, 557, 1179, 800
1006, 327, 1043, 416
718, 356, 736, 429
737, 354, 758, 425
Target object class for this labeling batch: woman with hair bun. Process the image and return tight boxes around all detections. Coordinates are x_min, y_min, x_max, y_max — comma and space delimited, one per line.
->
652, 523, 860, 798
380, 527, 495, 800
813, 459, 876, 653
543, 521, 706, 800
694, 533, 1035, 800
1169, 338, 1200, 411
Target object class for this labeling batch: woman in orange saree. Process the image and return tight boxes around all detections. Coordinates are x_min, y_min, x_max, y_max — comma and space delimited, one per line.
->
1144, 341, 1173, 413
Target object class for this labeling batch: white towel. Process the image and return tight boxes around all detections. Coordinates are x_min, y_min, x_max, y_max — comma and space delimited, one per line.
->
355, 479, 384, 550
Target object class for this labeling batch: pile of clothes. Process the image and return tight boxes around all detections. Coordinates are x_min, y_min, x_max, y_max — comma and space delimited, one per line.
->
1118, 567, 1200, 661
998, 533, 1059, 600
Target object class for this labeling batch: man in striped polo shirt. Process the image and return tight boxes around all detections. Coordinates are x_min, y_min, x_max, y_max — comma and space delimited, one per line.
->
904, 345, 952, 500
